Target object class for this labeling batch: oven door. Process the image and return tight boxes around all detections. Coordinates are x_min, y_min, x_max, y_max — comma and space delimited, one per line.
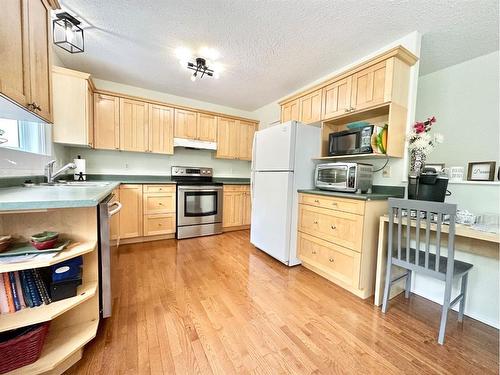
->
177, 185, 223, 226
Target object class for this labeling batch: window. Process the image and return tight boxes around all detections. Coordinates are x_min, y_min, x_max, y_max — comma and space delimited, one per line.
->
0, 118, 51, 155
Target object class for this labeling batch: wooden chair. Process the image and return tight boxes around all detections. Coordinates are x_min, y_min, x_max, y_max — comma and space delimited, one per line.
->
381, 198, 473, 345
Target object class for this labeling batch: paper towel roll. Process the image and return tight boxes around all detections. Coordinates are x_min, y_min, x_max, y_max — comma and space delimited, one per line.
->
74, 156, 86, 181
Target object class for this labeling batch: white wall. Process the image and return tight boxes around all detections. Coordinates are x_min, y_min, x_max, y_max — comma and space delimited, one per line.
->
410, 51, 500, 328
67, 147, 250, 178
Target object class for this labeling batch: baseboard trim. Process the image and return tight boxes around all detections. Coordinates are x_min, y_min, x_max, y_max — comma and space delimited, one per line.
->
223, 225, 250, 232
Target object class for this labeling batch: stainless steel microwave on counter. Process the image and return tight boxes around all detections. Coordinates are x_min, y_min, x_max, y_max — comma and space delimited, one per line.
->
315, 162, 373, 193
328, 126, 374, 156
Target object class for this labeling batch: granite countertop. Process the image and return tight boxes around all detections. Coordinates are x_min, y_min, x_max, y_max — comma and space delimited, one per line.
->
84, 175, 250, 185
0, 182, 120, 211
298, 185, 405, 201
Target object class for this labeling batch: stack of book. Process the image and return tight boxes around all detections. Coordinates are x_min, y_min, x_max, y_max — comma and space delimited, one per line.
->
0, 270, 52, 314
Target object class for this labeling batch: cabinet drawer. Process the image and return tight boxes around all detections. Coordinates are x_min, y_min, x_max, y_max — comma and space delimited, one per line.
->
298, 204, 364, 252
223, 184, 250, 192
298, 232, 360, 288
144, 214, 176, 236
300, 193, 365, 215
143, 193, 175, 214
143, 184, 176, 193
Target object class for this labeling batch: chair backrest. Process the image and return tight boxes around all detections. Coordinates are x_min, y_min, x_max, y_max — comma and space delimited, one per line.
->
387, 198, 457, 278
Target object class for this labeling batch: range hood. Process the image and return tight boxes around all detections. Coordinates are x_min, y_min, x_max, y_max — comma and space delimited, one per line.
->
173, 137, 217, 150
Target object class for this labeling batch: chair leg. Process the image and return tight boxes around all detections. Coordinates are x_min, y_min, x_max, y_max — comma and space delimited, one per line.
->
458, 273, 469, 322
382, 260, 393, 313
404, 270, 412, 299
438, 277, 453, 345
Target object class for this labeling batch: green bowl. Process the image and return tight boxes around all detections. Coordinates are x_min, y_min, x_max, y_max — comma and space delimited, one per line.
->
31, 231, 59, 243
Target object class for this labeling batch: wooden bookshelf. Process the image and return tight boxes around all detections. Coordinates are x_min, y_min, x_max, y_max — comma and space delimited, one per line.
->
0, 241, 96, 274
0, 281, 97, 332
7, 319, 99, 375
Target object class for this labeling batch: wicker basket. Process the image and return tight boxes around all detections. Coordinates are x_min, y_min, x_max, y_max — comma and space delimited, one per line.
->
0, 322, 50, 374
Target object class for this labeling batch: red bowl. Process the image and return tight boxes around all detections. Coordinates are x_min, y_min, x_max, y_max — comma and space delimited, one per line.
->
30, 238, 58, 250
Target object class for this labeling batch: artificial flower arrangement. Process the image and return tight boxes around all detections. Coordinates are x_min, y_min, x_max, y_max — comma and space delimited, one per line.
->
407, 116, 443, 174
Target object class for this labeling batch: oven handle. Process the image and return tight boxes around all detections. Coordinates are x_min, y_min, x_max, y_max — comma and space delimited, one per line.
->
178, 187, 223, 192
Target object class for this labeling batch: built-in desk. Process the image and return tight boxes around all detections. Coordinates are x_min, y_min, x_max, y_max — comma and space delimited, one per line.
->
373, 215, 500, 306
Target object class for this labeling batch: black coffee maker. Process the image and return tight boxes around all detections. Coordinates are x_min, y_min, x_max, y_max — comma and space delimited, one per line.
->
408, 168, 449, 202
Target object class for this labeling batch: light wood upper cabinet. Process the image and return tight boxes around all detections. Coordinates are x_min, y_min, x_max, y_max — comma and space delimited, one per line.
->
238, 120, 256, 161
119, 98, 149, 152
0, 0, 53, 122
174, 108, 197, 139
281, 99, 299, 123
299, 90, 322, 124
322, 77, 352, 119
149, 104, 174, 154
350, 60, 387, 112
0, 0, 29, 106
94, 93, 120, 150
216, 116, 237, 159
27, 0, 52, 122
119, 184, 143, 239
197, 113, 217, 142
52, 67, 94, 147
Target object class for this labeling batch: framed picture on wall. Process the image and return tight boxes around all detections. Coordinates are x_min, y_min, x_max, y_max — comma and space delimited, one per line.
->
424, 163, 445, 172
467, 161, 496, 181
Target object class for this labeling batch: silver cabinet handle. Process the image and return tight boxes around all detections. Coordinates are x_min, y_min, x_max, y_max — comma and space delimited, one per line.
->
313, 220, 318, 224
108, 201, 122, 217
331, 225, 336, 230
329, 258, 334, 262
314, 199, 320, 203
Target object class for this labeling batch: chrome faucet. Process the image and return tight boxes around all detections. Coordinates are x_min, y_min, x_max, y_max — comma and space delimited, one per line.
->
45, 160, 77, 184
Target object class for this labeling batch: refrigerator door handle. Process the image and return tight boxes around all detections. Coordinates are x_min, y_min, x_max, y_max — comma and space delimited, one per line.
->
251, 131, 257, 171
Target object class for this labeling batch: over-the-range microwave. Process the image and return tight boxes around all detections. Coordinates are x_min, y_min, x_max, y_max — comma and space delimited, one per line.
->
315, 162, 373, 193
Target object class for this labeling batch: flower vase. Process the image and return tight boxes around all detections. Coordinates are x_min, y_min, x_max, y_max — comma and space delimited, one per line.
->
410, 149, 426, 175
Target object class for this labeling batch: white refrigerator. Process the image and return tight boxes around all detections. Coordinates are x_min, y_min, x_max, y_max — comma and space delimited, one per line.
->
250, 121, 321, 266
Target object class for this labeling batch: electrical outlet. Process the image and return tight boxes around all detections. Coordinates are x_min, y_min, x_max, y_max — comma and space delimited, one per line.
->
125, 163, 129, 169
382, 166, 391, 178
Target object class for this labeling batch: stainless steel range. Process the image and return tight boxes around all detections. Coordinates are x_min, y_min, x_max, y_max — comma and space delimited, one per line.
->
172, 166, 223, 239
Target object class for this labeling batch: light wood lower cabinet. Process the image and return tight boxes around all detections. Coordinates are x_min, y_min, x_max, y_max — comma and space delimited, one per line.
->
110, 189, 120, 241
297, 193, 386, 299
119, 184, 143, 239
143, 185, 176, 236
223, 185, 251, 229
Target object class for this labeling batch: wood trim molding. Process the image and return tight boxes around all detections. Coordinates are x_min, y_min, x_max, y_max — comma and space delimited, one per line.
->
93, 88, 259, 124
278, 45, 418, 105
223, 225, 251, 232
47, 0, 61, 10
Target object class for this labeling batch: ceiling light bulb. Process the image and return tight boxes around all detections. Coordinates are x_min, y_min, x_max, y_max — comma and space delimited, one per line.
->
190, 74, 197, 82
65, 21, 74, 42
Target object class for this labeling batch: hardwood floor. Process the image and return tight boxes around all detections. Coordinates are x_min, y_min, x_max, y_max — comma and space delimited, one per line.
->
66, 230, 499, 374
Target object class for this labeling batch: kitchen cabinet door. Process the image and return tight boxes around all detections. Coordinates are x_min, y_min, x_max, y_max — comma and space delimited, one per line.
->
0, 0, 29, 106
52, 67, 94, 147
322, 77, 352, 119
299, 90, 322, 124
26, 0, 52, 122
197, 113, 217, 142
242, 191, 252, 226
174, 108, 197, 139
149, 104, 174, 154
110, 189, 120, 241
94, 93, 120, 150
120, 98, 149, 152
216, 116, 237, 159
238, 120, 256, 161
350, 60, 387, 112
223, 191, 243, 227
281, 99, 299, 123
119, 184, 143, 239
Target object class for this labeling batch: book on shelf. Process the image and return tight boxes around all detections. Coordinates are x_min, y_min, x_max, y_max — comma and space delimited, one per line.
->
0, 269, 53, 314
